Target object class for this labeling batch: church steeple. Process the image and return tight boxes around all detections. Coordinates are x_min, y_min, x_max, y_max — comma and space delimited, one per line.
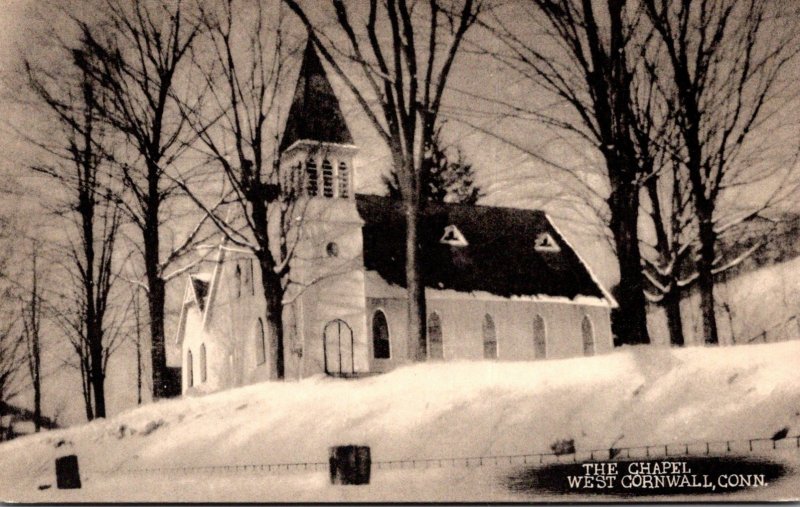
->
279, 39, 357, 200
279, 40, 354, 154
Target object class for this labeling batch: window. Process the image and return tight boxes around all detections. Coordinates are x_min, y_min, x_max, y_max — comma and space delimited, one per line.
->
242, 259, 252, 296
427, 312, 443, 360
338, 161, 350, 197
326, 242, 339, 258
234, 264, 242, 298
483, 314, 497, 359
533, 315, 546, 359
534, 232, 560, 252
322, 159, 334, 197
186, 349, 194, 388
372, 310, 390, 359
291, 162, 303, 195
199, 344, 207, 383
582, 315, 594, 356
440, 224, 468, 246
256, 319, 266, 365
249, 259, 255, 295
305, 159, 318, 196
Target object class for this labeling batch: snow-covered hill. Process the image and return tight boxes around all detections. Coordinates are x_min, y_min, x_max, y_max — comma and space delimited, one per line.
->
648, 255, 800, 346
1, 340, 799, 502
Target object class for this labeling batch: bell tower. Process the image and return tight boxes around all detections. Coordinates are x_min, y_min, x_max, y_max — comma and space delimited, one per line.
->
279, 40, 357, 200
278, 40, 369, 379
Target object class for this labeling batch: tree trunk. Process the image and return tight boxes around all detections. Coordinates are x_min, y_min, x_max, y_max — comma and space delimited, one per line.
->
645, 176, 685, 347
143, 173, 168, 398
146, 269, 167, 398
136, 334, 143, 405
608, 179, 650, 346
89, 343, 106, 418
259, 255, 285, 379
79, 354, 94, 421
405, 199, 427, 361
663, 288, 685, 346
697, 215, 719, 345
33, 370, 41, 431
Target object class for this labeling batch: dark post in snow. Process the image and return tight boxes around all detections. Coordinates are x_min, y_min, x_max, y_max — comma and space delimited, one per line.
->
55, 455, 81, 489
329, 445, 371, 485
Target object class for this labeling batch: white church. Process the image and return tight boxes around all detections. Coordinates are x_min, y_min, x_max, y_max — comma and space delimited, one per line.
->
175, 42, 617, 395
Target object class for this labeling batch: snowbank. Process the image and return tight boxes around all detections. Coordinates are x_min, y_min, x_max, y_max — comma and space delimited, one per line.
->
1, 340, 799, 501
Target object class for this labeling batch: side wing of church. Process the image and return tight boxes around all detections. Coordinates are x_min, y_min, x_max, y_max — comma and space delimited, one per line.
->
175, 42, 617, 395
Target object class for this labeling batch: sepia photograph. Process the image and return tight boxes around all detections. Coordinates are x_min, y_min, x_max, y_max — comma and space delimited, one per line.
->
0, 0, 798, 502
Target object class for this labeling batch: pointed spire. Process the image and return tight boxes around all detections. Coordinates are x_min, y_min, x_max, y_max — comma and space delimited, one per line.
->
279, 40, 354, 154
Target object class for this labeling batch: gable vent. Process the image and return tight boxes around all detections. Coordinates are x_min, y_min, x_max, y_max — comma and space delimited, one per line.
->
534, 232, 560, 252
439, 225, 469, 246
440, 225, 468, 246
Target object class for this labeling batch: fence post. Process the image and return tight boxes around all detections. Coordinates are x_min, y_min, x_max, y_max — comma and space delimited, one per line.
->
329, 445, 371, 485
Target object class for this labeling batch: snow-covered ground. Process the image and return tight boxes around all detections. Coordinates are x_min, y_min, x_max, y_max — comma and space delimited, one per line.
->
1, 340, 799, 502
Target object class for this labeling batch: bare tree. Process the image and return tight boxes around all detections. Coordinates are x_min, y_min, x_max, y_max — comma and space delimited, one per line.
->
283, 0, 484, 359
0, 311, 23, 441
24, 50, 126, 419
643, 0, 800, 344
641, 158, 695, 346
132, 287, 145, 405
171, 1, 316, 380
20, 243, 43, 431
70, 0, 210, 396
483, 0, 653, 345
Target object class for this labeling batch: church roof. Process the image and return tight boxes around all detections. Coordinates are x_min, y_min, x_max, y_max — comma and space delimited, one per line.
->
279, 40, 354, 153
355, 194, 608, 301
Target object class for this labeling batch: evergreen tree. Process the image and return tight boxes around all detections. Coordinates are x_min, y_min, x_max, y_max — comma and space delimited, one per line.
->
384, 128, 482, 205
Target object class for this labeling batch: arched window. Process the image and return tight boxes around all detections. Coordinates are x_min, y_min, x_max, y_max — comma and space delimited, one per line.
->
305, 159, 318, 196
322, 159, 334, 197
338, 161, 350, 198
582, 315, 594, 356
483, 314, 497, 359
186, 349, 194, 388
199, 344, 207, 383
427, 312, 443, 360
372, 310, 390, 359
256, 319, 266, 365
234, 263, 242, 298
533, 315, 546, 359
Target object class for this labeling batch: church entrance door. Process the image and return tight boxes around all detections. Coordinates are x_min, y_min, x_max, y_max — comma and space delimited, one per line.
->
323, 319, 354, 376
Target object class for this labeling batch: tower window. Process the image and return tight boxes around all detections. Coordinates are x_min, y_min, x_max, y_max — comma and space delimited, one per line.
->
305, 159, 318, 196
326, 242, 339, 258
338, 161, 350, 198
322, 159, 334, 197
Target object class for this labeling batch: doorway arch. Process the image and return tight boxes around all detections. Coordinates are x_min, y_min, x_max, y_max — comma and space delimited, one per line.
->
323, 319, 354, 376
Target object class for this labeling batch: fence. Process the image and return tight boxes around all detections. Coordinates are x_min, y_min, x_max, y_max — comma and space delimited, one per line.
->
739, 314, 800, 345
90, 432, 800, 477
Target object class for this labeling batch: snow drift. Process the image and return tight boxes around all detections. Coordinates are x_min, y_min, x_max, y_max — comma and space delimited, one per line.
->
1, 340, 799, 501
